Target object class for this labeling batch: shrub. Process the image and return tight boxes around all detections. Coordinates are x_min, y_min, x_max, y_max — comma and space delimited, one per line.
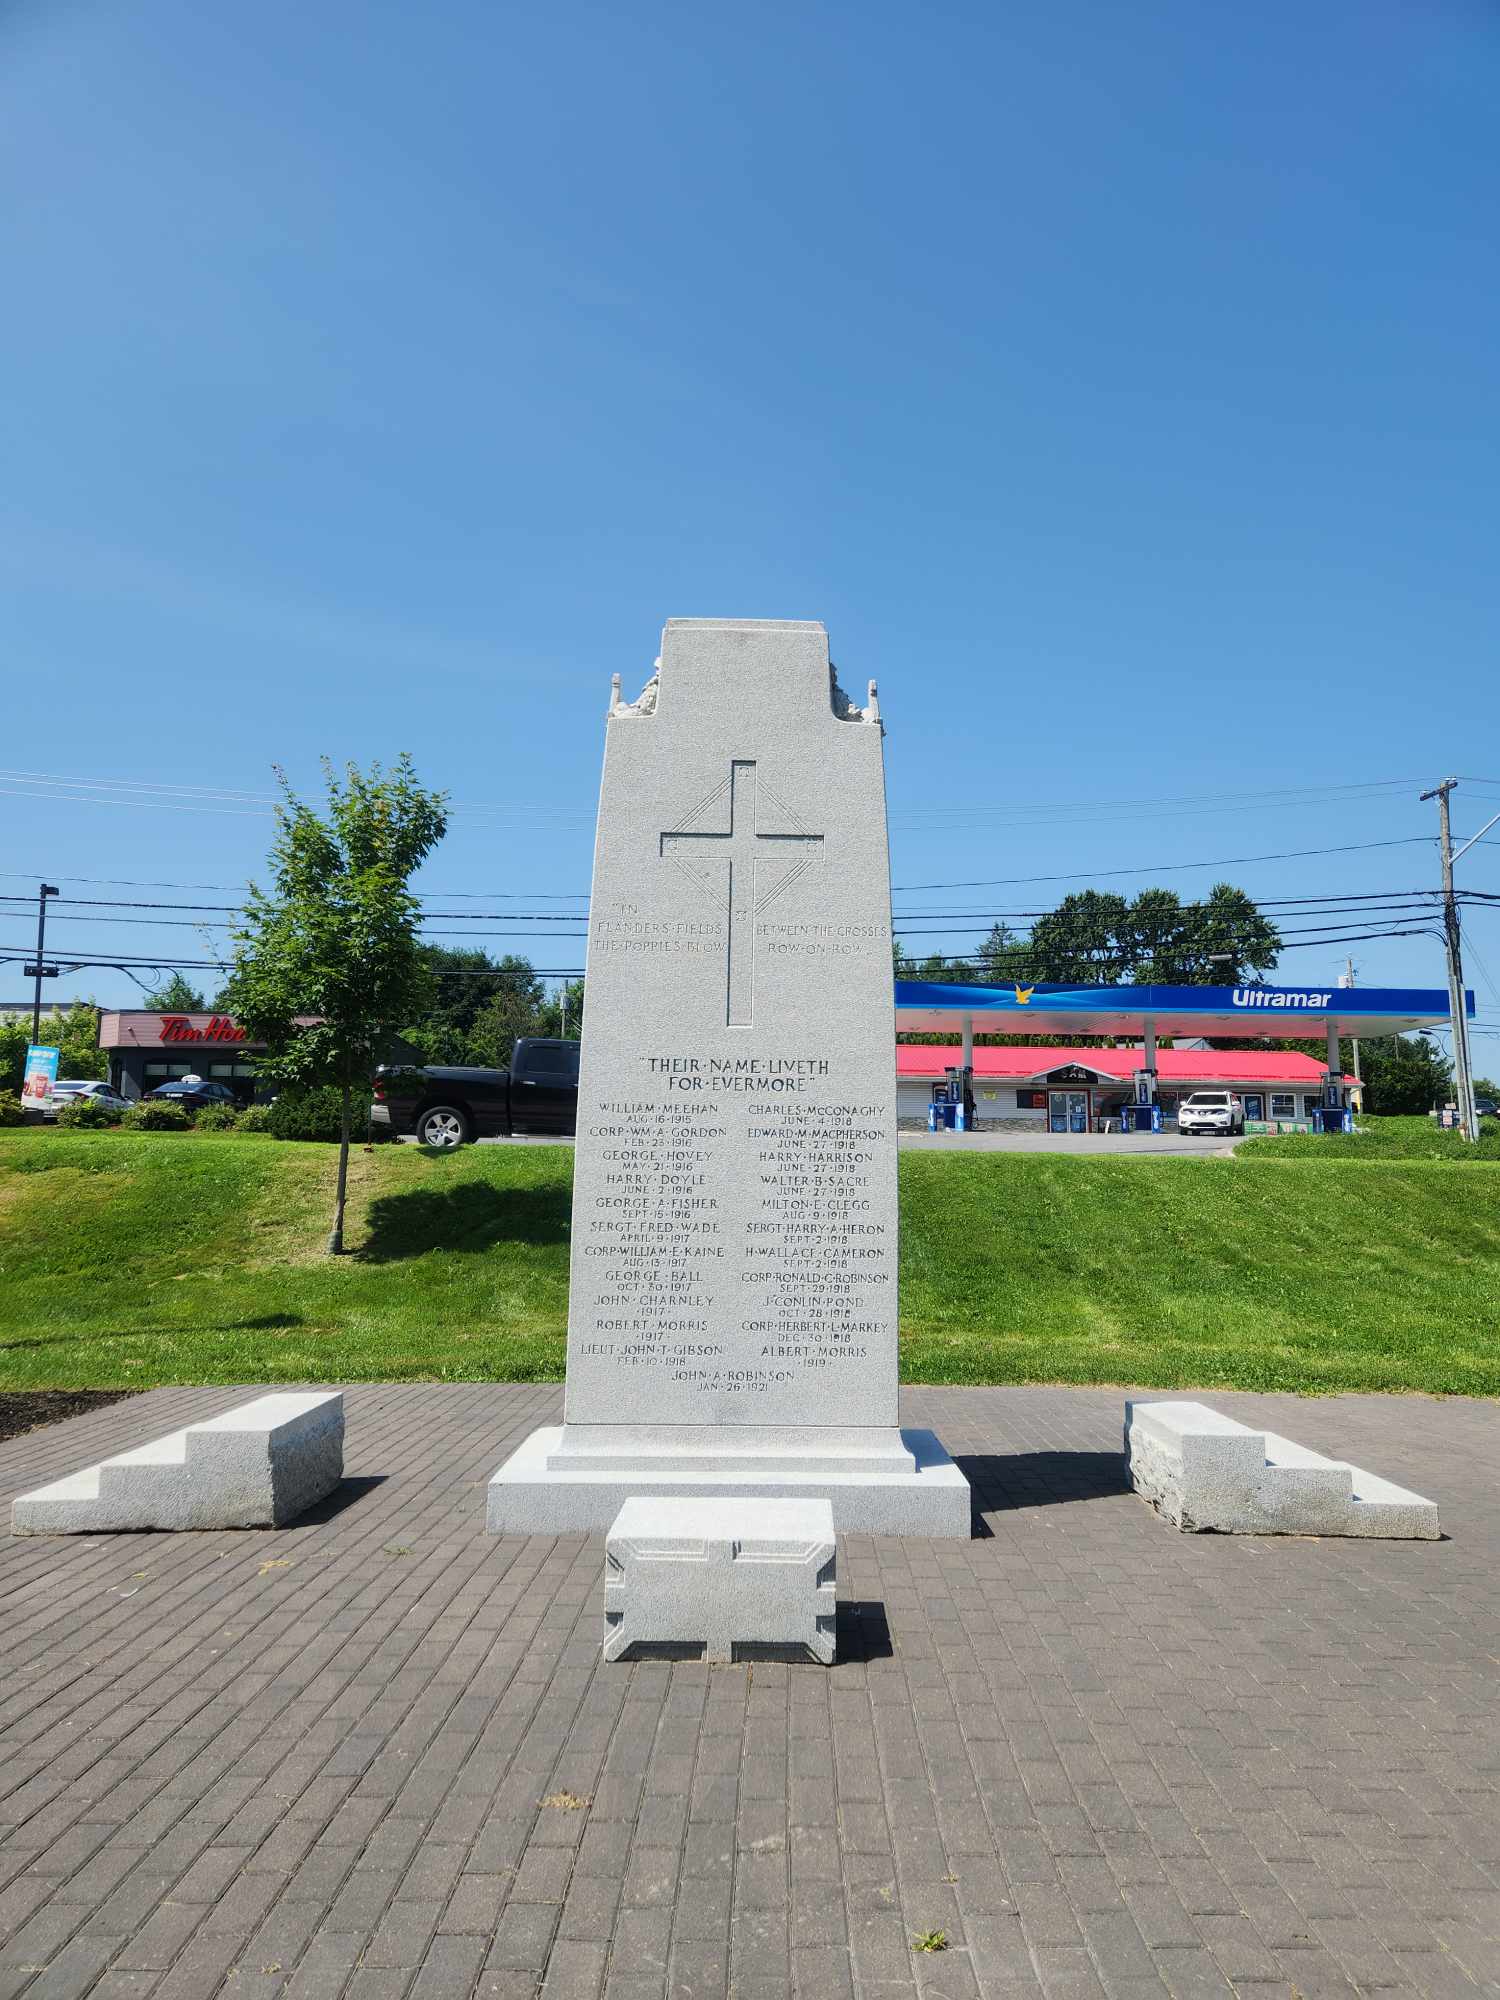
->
0, 1092, 24, 1127
237, 1103, 273, 1134
122, 1099, 192, 1132
56, 1097, 118, 1129
266, 1086, 373, 1143
193, 1102, 242, 1133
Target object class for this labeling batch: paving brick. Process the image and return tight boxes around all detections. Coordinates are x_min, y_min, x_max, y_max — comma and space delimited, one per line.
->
0, 1384, 1493, 2000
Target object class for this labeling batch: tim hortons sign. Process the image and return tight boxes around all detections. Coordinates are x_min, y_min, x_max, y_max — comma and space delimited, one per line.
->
158, 1015, 247, 1045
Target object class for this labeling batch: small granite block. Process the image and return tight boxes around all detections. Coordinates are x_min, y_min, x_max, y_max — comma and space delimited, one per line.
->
1125, 1399, 1439, 1539
603, 1495, 836, 1663
12, 1391, 344, 1534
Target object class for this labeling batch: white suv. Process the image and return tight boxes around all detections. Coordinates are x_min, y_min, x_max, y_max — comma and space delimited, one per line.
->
1177, 1090, 1245, 1136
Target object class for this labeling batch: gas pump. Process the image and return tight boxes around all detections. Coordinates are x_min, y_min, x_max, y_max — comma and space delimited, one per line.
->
1122, 1069, 1162, 1134
1314, 1070, 1353, 1135
927, 1066, 976, 1132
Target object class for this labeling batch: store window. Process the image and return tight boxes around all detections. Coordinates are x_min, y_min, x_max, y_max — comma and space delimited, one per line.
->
1269, 1092, 1296, 1119
1302, 1094, 1323, 1119
1015, 1090, 1048, 1109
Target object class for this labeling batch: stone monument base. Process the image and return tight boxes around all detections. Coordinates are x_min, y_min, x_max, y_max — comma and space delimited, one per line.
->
487, 1424, 971, 1537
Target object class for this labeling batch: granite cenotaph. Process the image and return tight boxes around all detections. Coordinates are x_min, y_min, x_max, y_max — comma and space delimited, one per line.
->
487, 619, 970, 1535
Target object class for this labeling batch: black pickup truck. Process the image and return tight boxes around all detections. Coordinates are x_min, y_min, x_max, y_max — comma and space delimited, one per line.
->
371, 1038, 579, 1148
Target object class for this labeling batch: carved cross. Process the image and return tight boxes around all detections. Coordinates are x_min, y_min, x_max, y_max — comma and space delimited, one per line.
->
660, 759, 824, 1027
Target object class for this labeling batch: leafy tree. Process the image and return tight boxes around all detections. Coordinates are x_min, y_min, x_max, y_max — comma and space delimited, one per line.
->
1355, 1034, 1453, 1115
1024, 891, 1132, 983
417, 947, 523, 1041
536, 977, 584, 1040
0, 1004, 107, 1091
465, 962, 547, 1067
221, 756, 448, 1254
1182, 882, 1281, 984
141, 973, 207, 1011
1473, 1075, 1498, 1102
1018, 882, 1279, 985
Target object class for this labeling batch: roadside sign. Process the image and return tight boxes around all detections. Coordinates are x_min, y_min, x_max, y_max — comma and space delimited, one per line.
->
22, 1045, 60, 1110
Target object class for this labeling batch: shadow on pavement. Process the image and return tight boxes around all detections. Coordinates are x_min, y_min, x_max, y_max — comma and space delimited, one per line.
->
836, 1599, 895, 1661
291, 1475, 389, 1525
956, 1449, 1130, 1534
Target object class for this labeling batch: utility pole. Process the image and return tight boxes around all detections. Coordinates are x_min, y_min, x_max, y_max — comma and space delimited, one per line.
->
1420, 780, 1478, 1141
28, 884, 60, 1044
1343, 957, 1362, 1098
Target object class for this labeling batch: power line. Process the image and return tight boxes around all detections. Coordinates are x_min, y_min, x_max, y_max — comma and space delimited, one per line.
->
891, 836, 1434, 893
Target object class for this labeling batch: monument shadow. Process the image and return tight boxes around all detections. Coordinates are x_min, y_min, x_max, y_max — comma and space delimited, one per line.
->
355, 1182, 570, 1263
955, 1450, 1129, 1534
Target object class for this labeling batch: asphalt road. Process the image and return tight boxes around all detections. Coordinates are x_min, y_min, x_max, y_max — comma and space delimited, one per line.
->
404, 1130, 1237, 1157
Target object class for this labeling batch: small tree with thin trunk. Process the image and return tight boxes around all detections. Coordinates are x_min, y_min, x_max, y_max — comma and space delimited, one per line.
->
223, 757, 448, 1253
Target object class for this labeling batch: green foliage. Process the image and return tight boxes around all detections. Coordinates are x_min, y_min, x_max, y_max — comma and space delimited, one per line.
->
402, 951, 581, 1066
192, 1102, 242, 1133
0, 1005, 108, 1094
0, 1093, 24, 1128
237, 1103, 274, 1134
223, 757, 448, 1100
140, 973, 207, 1011
220, 755, 448, 1249
1, 1134, 1498, 1395
1022, 882, 1280, 985
1241, 1114, 1500, 1163
1355, 1034, 1452, 1114
122, 1099, 191, 1132
267, 1086, 373, 1143
896, 884, 1280, 988
55, 1097, 118, 1129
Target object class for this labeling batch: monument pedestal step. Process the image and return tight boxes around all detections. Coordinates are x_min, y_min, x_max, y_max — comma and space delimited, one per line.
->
487, 1425, 971, 1537
545, 1422, 920, 1479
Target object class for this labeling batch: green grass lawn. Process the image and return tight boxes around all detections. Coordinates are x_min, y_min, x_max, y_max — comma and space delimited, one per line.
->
0, 1127, 1496, 1395
1239, 1112, 1500, 1163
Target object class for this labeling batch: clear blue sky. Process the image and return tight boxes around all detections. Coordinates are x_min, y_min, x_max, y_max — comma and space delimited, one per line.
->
3, 0, 1498, 1059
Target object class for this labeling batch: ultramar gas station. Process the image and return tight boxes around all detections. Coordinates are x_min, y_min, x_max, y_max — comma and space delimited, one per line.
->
896, 978, 1475, 1135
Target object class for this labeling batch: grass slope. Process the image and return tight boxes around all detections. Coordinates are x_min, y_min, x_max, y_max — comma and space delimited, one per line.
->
1239, 1113, 1500, 1163
0, 1130, 1496, 1395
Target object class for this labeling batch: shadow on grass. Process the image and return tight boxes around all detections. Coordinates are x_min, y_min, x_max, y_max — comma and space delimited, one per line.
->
355, 1183, 570, 1264
956, 1450, 1129, 1535
0, 1312, 308, 1356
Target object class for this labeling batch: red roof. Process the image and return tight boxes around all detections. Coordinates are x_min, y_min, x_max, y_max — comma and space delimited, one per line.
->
896, 1045, 1339, 1084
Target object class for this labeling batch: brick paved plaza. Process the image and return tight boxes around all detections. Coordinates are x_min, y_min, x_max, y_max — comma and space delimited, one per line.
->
0, 1384, 1495, 2000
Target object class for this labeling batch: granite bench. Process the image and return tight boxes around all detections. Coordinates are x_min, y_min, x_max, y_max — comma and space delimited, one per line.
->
12, 1391, 345, 1534
603, 1495, 837, 1664
1126, 1399, 1439, 1539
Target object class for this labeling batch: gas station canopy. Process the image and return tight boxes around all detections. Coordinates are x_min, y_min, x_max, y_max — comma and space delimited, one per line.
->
894, 980, 1471, 1040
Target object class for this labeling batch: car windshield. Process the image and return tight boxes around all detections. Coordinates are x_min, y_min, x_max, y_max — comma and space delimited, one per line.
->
1185, 1093, 1231, 1105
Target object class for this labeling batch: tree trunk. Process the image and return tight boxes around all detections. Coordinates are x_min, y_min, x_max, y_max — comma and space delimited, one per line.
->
328, 1078, 352, 1255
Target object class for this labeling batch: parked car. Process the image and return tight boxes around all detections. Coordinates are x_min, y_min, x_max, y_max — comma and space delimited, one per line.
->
1476, 1098, 1499, 1121
144, 1077, 240, 1112
34, 1079, 132, 1122
1177, 1089, 1246, 1136
371, 1038, 580, 1148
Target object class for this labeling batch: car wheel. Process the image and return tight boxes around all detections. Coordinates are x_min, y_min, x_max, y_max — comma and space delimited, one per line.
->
416, 1104, 470, 1150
